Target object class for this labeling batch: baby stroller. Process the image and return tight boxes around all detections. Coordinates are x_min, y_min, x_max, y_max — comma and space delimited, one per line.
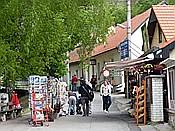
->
76, 95, 82, 115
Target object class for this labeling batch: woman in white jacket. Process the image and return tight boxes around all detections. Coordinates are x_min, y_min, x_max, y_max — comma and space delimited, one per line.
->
100, 80, 111, 113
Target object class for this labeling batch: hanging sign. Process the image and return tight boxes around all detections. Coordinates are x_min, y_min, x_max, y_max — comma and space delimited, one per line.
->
120, 39, 129, 60
103, 70, 110, 77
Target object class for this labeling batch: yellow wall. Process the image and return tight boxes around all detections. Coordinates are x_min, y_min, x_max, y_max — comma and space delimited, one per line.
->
151, 23, 166, 47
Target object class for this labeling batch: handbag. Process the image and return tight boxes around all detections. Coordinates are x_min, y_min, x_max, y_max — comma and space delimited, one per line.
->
82, 86, 94, 101
88, 91, 94, 102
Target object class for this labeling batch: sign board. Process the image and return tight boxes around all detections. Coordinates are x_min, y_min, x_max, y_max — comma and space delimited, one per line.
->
120, 39, 129, 60
103, 70, 110, 77
90, 59, 96, 65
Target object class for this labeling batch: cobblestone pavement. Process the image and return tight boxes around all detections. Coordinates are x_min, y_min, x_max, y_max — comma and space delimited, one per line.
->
0, 92, 141, 131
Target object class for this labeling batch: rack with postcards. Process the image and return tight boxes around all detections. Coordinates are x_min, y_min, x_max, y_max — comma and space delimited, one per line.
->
28, 75, 48, 126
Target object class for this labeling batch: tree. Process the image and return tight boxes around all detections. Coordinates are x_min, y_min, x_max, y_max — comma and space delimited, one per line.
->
0, 0, 114, 86
132, 0, 175, 17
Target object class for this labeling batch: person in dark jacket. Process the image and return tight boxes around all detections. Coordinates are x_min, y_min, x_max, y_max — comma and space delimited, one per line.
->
78, 78, 92, 116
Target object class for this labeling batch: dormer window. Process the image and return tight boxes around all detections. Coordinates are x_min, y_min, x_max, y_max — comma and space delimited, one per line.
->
158, 25, 162, 43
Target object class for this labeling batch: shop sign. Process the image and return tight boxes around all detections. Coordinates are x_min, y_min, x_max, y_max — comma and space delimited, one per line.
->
90, 59, 96, 65
120, 39, 129, 60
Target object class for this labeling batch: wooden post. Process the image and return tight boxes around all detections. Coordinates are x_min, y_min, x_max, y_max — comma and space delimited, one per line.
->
135, 79, 146, 126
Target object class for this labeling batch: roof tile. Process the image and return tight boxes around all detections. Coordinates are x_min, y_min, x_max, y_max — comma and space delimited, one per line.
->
152, 5, 175, 41
70, 9, 151, 63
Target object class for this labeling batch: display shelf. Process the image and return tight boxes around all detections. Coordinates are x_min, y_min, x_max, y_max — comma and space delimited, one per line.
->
29, 75, 49, 126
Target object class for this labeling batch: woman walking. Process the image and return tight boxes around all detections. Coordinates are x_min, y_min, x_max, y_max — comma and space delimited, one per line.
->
100, 79, 111, 113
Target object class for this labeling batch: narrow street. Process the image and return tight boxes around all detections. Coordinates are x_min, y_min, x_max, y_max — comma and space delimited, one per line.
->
0, 92, 141, 131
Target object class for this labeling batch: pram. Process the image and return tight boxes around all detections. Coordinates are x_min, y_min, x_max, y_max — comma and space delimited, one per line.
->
76, 96, 82, 115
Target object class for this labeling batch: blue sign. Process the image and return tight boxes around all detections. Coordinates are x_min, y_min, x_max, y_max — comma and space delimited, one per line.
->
120, 39, 129, 59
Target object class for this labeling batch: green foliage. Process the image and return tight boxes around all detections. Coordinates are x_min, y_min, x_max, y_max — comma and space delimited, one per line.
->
75, 0, 113, 71
132, 0, 175, 17
0, 0, 113, 86
108, 1, 127, 25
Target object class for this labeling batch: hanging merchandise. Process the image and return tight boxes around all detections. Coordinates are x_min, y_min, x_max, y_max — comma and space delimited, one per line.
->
57, 81, 68, 116
11, 91, 21, 109
144, 64, 153, 74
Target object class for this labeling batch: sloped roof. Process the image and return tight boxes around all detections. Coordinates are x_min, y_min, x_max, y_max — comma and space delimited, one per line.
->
159, 36, 175, 48
152, 5, 175, 41
69, 9, 151, 63
69, 48, 80, 63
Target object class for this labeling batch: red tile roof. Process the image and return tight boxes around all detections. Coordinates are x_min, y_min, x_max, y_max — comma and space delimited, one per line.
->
69, 48, 80, 63
70, 9, 151, 63
159, 36, 175, 48
152, 5, 175, 41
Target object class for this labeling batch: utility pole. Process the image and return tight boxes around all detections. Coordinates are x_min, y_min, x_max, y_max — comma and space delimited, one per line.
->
66, 51, 70, 90
126, 0, 131, 99
127, 0, 131, 60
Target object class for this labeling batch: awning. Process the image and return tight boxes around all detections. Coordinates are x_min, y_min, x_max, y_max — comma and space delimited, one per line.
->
159, 58, 175, 70
104, 57, 154, 69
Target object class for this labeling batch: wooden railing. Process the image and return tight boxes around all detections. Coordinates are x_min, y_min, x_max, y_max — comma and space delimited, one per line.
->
135, 80, 146, 126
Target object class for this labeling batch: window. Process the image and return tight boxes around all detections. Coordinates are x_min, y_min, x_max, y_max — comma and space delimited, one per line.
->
158, 25, 162, 43
169, 69, 175, 109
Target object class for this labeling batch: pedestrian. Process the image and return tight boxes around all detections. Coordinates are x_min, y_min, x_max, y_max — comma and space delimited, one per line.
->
107, 81, 113, 109
90, 75, 97, 91
72, 74, 78, 91
78, 78, 93, 116
68, 91, 77, 115
100, 79, 111, 113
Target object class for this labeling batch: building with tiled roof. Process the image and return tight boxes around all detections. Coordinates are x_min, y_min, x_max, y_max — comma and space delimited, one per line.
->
145, 5, 175, 126
148, 5, 175, 47
70, 8, 151, 63
68, 8, 151, 89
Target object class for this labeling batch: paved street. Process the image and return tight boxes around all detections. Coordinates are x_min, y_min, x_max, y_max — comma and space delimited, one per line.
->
0, 92, 141, 131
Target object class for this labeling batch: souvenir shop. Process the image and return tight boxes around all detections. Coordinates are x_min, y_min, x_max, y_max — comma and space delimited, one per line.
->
28, 75, 68, 126
104, 56, 167, 125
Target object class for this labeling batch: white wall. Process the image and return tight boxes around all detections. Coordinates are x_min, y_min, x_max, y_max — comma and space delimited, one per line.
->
170, 49, 175, 58
68, 20, 149, 89
92, 49, 122, 86
131, 23, 146, 59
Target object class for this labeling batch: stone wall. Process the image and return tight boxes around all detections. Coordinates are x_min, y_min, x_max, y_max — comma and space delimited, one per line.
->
151, 77, 164, 122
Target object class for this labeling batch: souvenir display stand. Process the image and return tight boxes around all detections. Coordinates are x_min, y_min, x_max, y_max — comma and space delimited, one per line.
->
0, 93, 9, 121
48, 77, 58, 108
57, 82, 68, 116
29, 76, 49, 126
0, 93, 9, 111
0, 90, 22, 122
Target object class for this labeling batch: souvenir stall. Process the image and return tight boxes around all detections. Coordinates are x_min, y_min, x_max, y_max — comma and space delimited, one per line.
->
28, 75, 49, 126
104, 57, 165, 125
47, 77, 68, 117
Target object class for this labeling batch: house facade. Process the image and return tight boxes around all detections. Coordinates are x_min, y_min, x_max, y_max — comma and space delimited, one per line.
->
67, 9, 151, 90
146, 5, 175, 125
